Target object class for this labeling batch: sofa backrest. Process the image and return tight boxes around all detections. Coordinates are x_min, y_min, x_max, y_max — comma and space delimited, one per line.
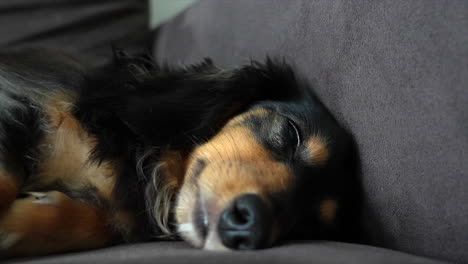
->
153, 1, 468, 263
0, 0, 149, 65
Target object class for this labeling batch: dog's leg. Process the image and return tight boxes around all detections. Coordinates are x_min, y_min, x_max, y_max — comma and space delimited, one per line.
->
0, 191, 115, 257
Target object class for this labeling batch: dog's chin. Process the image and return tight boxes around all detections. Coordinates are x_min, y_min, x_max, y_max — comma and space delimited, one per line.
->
175, 186, 229, 251
178, 226, 229, 251
203, 230, 229, 251
176, 204, 229, 251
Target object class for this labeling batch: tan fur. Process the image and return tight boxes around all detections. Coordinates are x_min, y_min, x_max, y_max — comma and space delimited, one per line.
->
0, 191, 114, 257
224, 108, 270, 128
198, 160, 292, 207
306, 136, 329, 166
24, 92, 118, 201
319, 199, 338, 225
190, 120, 294, 197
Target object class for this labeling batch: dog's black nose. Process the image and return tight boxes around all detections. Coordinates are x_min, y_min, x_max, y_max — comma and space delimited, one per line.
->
218, 194, 272, 250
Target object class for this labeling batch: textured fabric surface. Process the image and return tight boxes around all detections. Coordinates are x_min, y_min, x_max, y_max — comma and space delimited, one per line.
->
0, 0, 150, 65
5, 241, 451, 264
153, 1, 468, 263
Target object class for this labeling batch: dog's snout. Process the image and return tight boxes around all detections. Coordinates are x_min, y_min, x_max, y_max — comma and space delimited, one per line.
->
218, 194, 272, 250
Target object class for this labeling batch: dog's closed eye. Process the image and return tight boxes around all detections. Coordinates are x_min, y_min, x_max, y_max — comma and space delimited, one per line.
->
255, 114, 302, 160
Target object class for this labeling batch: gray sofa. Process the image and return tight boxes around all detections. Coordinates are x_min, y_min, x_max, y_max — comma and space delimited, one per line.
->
4, 1, 468, 263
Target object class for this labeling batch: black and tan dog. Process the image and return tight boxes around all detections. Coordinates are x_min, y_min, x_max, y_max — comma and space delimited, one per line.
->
0, 49, 359, 257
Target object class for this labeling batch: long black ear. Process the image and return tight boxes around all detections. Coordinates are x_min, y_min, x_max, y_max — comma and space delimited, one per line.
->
230, 57, 302, 101
81, 55, 301, 149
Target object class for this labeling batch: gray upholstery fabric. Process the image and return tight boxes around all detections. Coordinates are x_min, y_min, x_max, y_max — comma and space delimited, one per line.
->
5, 241, 451, 264
0, 0, 150, 65
153, 1, 468, 263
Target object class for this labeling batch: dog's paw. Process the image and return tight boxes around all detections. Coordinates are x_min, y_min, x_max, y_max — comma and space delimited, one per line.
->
0, 191, 65, 252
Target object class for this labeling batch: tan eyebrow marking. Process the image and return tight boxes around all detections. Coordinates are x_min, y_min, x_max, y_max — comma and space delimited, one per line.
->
319, 199, 338, 225
225, 108, 271, 127
305, 136, 329, 166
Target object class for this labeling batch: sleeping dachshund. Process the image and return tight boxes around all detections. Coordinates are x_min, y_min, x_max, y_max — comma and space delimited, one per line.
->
0, 49, 360, 257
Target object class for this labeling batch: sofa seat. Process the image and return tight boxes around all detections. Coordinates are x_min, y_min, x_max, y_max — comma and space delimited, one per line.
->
5, 241, 450, 264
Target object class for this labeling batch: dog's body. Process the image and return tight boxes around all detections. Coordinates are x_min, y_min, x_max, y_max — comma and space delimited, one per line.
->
0, 49, 359, 257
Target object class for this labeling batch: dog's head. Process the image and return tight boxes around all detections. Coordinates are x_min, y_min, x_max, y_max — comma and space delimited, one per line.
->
109, 54, 359, 250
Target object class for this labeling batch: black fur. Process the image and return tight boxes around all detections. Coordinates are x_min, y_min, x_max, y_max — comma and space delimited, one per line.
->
0, 48, 361, 244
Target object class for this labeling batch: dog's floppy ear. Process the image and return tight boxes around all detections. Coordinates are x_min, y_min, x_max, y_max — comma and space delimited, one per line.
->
112, 58, 247, 147
88, 56, 301, 148
230, 57, 301, 101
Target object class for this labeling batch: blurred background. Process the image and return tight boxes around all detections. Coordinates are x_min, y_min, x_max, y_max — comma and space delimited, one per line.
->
150, 0, 195, 28
0, 0, 196, 65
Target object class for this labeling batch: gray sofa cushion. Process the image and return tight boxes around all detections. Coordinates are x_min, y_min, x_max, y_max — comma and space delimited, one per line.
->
0, 0, 149, 65
153, 1, 468, 263
5, 241, 451, 264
